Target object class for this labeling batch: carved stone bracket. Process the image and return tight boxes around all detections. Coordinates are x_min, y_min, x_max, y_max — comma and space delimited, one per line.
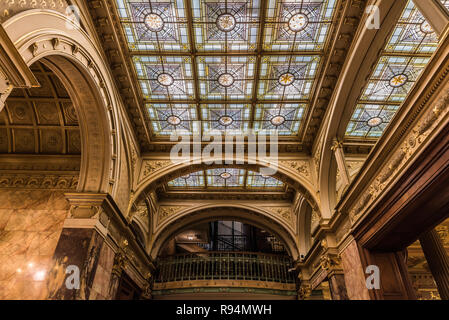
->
0, 24, 39, 112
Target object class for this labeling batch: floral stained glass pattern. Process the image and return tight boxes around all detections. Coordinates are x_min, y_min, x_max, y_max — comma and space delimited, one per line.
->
264, 0, 337, 51
116, 0, 190, 52
134, 56, 195, 100
192, 0, 261, 52
258, 55, 320, 100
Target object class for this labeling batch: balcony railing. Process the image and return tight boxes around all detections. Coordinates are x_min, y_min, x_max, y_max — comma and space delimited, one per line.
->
155, 252, 295, 284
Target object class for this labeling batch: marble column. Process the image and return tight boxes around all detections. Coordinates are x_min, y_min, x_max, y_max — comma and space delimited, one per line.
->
45, 193, 116, 300
419, 229, 449, 300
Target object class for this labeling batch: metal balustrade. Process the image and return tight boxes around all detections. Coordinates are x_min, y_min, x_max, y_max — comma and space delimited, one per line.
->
155, 252, 295, 284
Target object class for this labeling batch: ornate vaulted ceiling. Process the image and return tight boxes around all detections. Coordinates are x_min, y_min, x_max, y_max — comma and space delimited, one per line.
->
90, 0, 448, 156
0, 62, 81, 156
90, 0, 366, 153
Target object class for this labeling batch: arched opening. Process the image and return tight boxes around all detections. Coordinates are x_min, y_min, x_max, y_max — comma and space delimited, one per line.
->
152, 217, 297, 300
0, 60, 83, 300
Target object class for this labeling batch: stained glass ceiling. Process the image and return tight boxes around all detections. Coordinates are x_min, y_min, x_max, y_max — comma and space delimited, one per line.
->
167, 168, 285, 190
115, 0, 337, 138
345, 0, 449, 139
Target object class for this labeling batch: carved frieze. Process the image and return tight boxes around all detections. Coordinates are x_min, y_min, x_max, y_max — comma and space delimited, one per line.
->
158, 205, 189, 224
0, 173, 78, 189
349, 84, 449, 222
281, 160, 310, 178
141, 160, 172, 179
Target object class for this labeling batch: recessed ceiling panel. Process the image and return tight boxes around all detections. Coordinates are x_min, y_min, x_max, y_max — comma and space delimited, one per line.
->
192, 0, 261, 52
258, 55, 320, 100
201, 104, 251, 134
197, 56, 256, 100
116, 0, 190, 52
166, 168, 285, 190
264, 0, 336, 51
135, 56, 195, 100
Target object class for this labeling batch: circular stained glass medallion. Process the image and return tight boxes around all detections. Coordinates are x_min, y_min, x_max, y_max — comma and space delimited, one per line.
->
157, 73, 174, 87
278, 72, 295, 86
270, 115, 286, 126
288, 13, 309, 32
367, 117, 382, 127
218, 73, 235, 87
389, 74, 408, 88
216, 14, 237, 32
220, 172, 232, 179
420, 21, 433, 34
219, 115, 234, 126
167, 115, 181, 126
145, 13, 164, 32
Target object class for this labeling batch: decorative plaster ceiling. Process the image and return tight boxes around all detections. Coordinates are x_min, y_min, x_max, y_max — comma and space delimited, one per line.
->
0, 62, 81, 155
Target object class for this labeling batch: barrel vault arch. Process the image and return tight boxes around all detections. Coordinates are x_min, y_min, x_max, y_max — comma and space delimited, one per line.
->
150, 204, 301, 261
3, 9, 123, 195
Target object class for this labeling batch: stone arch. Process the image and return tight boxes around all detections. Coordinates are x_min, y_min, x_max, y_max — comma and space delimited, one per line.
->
150, 205, 300, 261
135, 156, 320, 215
3, 9, 121, 194
318, 0, 405, 218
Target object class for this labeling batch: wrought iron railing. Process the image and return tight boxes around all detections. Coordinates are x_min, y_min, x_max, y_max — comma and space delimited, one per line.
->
155, 252, 295, 283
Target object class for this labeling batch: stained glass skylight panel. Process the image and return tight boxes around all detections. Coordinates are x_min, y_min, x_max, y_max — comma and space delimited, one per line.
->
346, 104, 399, 138
264, 0, 337, 51
115, 0, 190, 52
206, 168, 246, 187
201, 104, 251, 134
346, 0, 441, 138
254, 103, 305, 135
359, 56, 431, 103
167, 169, 285, 189
385, 1, 439, 54
135, 56, 195, 100
258, 55, 320, 100
168, 170, 205, 187
116, 1, 329, 138
246, 170, 284, 188
197, 56, 255, 100
147, 103, 198, 135
192, 0, 261, 52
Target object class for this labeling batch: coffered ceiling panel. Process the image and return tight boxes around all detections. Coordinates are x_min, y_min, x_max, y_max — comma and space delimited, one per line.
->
0, 62, 81, 155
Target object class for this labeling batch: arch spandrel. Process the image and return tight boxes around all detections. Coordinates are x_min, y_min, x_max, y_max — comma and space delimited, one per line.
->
3, 10, 122, 195
149, 205, 301, 261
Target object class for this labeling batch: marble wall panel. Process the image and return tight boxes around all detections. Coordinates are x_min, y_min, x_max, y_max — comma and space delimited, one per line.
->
340, 240, 371, 300
0, 190, 69, 299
